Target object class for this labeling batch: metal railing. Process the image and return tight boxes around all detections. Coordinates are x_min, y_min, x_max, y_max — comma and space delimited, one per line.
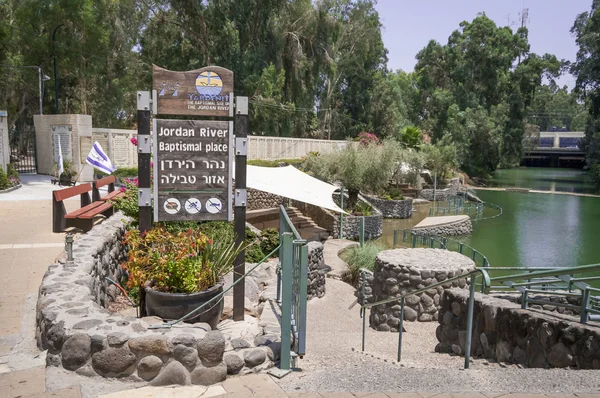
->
483, 264, 600, 324
274, 205, 309, 376
394, 229, 491, 268
358, 268, 491, 369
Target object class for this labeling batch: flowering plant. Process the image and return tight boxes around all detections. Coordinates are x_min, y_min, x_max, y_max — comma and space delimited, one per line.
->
130, 137, 138, 146
122, 226, 247, 293
357, 132, 381, 146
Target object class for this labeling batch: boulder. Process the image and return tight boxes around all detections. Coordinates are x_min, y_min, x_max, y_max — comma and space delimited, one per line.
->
92, 346, 137, 376
190, 362, 227, 385
61, 334, 91, 371
137, 355, 163, 381
224, 354, 244, 375
128, 336, 171, 355
197, 331, 225, 364
173, 345, 198, 369
149, 361, 190, 386
244, 348, 267, 367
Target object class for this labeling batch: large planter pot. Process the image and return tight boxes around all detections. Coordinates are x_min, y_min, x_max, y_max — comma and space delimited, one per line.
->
144, 283, 224, 329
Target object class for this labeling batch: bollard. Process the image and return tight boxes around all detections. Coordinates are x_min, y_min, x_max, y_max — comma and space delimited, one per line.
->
66, 233, 74, 262
398, 297, 405, 363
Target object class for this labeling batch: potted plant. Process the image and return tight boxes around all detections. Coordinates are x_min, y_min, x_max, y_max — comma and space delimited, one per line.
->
51, 159, 78, 186
122, 226, 247, 329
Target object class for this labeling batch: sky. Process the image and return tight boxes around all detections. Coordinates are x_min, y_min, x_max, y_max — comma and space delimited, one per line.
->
374, 0, 592, 88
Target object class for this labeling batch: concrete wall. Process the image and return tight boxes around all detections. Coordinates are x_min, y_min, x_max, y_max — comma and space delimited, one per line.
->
437, 288, 600, 368
33, 114, 93, 178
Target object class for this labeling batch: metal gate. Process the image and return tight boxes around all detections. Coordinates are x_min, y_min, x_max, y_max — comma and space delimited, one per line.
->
9, 129, 37, 173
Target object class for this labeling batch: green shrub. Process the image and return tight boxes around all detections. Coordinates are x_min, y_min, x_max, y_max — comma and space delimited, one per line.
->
0, 168, 10, 190
6, 164, 19, 181
353, 201, 372, 216
386, 186, 405, 200
340, 242, 386, 286
259, 228, 279, 255
98, 167, 139, 178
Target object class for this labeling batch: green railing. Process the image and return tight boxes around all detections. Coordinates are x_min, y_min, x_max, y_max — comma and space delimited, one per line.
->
428, 195, 502, 222
358, 268, 491, 369
394, 229, 491, 268
482, 264, 600, 324
274, 205, 309, 376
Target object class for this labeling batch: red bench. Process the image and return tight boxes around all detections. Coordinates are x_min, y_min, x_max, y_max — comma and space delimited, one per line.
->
92, 176, 125, 202
52, 183, 115, 233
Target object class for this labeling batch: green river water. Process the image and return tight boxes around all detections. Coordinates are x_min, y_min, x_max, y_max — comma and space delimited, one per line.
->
380, 168, 600, 269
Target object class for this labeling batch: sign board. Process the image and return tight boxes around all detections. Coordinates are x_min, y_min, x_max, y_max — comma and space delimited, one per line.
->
52, 125, 72, 162
153, 119, 233, 222
152, 65, 234, 117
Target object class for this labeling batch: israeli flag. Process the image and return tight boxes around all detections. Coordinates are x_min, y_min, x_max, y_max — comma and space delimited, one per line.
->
56, 135, 64, 175
86, 142, 116, 174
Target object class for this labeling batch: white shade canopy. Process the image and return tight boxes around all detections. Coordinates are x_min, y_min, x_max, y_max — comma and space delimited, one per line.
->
246, 165, 345, 214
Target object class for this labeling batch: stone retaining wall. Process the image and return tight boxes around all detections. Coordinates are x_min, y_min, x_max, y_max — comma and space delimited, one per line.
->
419, 178, 461, 201
413, 217, 472, 236
337, 213, 383, 240
307, 242, 326, 300
247, 188, 283, 211
437, 288, 600, 368
364, 196, 413, 219
36, 214, 280, 385
369, 249, 475, 330
291, 200, 336, 234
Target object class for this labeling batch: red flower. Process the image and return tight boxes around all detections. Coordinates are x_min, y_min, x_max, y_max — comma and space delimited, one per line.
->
130, 137, 138, 146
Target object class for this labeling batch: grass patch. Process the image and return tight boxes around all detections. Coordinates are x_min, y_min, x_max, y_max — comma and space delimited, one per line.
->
340, 242, 386, 286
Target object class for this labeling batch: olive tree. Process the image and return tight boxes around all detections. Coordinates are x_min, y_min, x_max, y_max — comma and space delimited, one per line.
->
304, 139, 400, 208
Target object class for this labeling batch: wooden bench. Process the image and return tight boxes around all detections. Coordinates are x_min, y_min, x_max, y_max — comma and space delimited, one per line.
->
92, 176, 125, 202
52, 183, 115, 233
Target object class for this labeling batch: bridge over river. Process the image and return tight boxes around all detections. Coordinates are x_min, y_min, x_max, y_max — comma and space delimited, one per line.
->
523, 131, 585, 168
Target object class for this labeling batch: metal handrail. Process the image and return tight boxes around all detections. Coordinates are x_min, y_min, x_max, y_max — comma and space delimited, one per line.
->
359, 267, 491, 369
490, 263, 600, 283
280, 205, 303, 241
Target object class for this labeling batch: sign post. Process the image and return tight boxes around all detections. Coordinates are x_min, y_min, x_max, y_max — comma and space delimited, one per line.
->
233, 97, 249, 321
150, 65, 246, 321
137, 92, 152, 233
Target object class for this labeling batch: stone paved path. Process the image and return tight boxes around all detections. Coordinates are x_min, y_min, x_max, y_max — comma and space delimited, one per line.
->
322, 239, 357, 279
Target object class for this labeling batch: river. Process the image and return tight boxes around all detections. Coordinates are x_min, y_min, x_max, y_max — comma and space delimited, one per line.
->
380, 168, 600, 269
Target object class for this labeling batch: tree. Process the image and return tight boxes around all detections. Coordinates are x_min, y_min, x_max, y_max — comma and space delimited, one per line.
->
421, 135, 458, 180
304, 139, 400, 208
570, 0, 600, 189
414, 14, 561, 176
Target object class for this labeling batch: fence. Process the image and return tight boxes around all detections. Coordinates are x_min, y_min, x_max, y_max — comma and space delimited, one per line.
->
429, 195, 502, 222
274, 205, 308, 377
358, 268, 491, 368
394, 229, 491, 268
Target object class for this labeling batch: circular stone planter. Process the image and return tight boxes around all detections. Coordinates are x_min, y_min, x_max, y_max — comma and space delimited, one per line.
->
144, 284, 224, 330
369, 248, 475, 330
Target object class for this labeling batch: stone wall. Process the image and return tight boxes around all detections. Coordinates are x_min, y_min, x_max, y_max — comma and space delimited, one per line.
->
337, 213, 383, 240
247, 188, 284, 211
437, 288, 600, 368
307, 242, 326, 300
36, 214, 280, 384
413, 217, 472, 236
369, 249, 475, 330
419, 188, 451, 202
492, 292, 581, 316
419, 178, 461, 201
364, 196, 413, 219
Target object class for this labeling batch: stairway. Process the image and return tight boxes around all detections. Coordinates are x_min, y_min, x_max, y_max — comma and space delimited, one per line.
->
285, 207, 330, 242
396, 183, 418, 198
245, 207, 330, 242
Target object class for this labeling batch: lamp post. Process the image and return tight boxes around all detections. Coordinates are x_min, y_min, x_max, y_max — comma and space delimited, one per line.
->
53, 24, 65, 114
0, 64, 51, 114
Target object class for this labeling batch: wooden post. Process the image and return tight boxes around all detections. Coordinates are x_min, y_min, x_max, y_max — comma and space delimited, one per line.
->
233, 97, 249, 322
137, 91, 152, 234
